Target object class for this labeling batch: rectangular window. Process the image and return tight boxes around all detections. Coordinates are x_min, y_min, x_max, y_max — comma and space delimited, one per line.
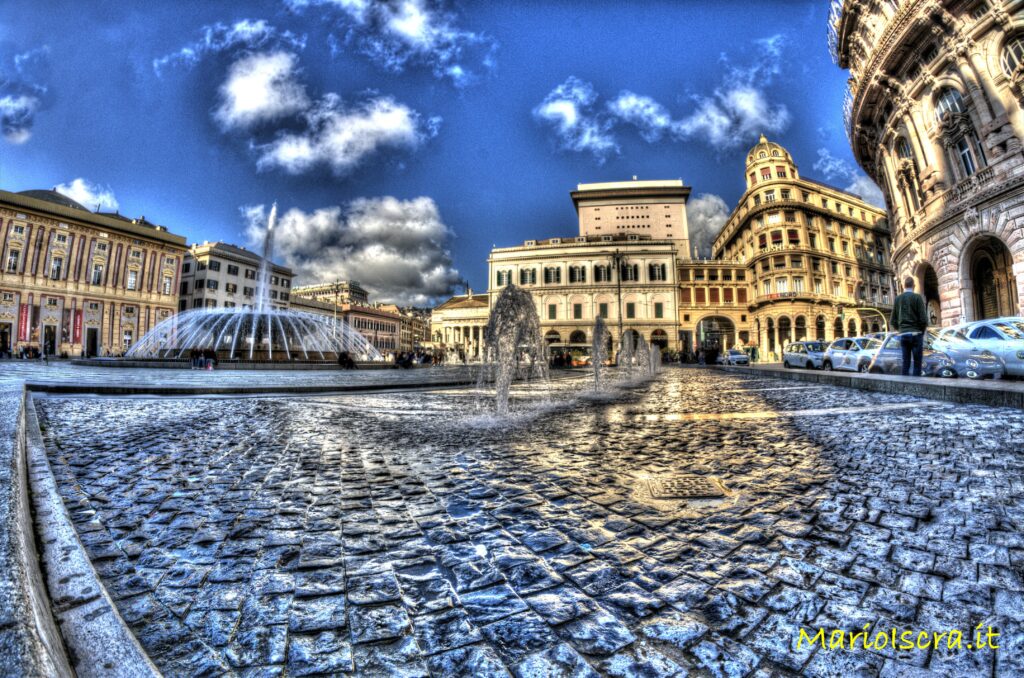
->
163, 276, 173, 295
763, 280, 772, 295
130, 249, 142, 260
814, 279, 823, 294
573, 303, 582, 320
695, 289, 706, 304
678, 268, 689, 282
96, 242, 108, 252
709, 289, 720, 304
226, 283, 238, 294
548, 304, 557, 320
197, 261, 207, 271
182, 262, 191, 274
179, 281, 189, 295
777, 166, 787, 179
781, 189, 791, 200
6, 249, 20, 272
206, 279, 218, 290
55, 233, 68, 244
776, 278, 788, 293
244, 287, 254, 296
598, 303, 609, 318
12, 224, 24, 235
625, 302, 636, 318
737, 288, 747, 303
193, 299, 203, 308
50, 257, 63, 280
793, 277, 804, 293
787, 229, 799, 244
227, 264, 239, 276
245, 269, 256, 280
680, 289, 691, 303
270, 290, 278, 299
828, 238, 836, 252
724, 288, 733, 303
126, 269, 138, 290
208, 261, 221, 272
736, 271, 745, 281
764, 191, 776, 202
91, 264, 104, 284
654, 302, 664, 318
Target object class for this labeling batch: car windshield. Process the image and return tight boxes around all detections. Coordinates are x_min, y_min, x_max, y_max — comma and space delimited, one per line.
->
930, 329, 971, 346
729, 350, 744, 355
994, 322, 1024, 340
862, 339, 882, 350
805, 342, 826, 352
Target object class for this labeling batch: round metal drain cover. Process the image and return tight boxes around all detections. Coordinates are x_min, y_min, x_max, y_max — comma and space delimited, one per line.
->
648, 475, 725, 499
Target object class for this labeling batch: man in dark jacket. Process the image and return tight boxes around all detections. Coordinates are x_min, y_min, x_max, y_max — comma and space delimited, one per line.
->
889, 276, 929, 376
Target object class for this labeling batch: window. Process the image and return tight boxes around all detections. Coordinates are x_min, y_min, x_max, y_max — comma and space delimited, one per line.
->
544, 267, 562, 284
654, 302, 664, 318
519, 268, 536, 285
760, 168, 772, 180
758, 234, 768, 249
620, 264, 639, 281
793, 277, 804, 293
182, 262, 191, 274
96, 242, 108, 253
771, 230, 783, 246
163, 276, 173, 295
55, 233, 68, 245
842, 241, 849, 254
680, 289, 691, 303
270, 290, 278, 299
11, 224, 24, 235
569, 266, 586, 283
573, 303, 583, 320
828, 238, 836, 252
777, 167, 787, 179
91, 264, 104, 284
50, 257, 63, 279
709, 289, 720, 304
832, 282, 841, 297
787, 229, 799, 245
130, 249, 142, 260
956, 137, 977, 176
226, 283, 238, 294
781, 190, 791, 201
272, 276, 279, 285
776, 278, 788, 293
244, 286, 254, 296
208, 260, 221, 272
765, 191, 776, 202
935, 88, 965, 121
197, 262, 207, 271
735, 271, 745, 281
625, 302, 636, 319
192, 299, 203, 309
126, 269, 138, 290
205, 299, 217, 308
206, 279, 218, 290
245, 269, 256, 280
753, 195, 761, 206
548, 304, 557, 320
6, 249, 20, 272
179, 281, 189, 295
762, 280, 771, 295
598, 303, 608, 318
594, 265, 610, 282
648, 263, 667, 281
809, 233, 817, 249
227, 264, 239, 276
496, 270, 510, 287
814, 279, 823, 294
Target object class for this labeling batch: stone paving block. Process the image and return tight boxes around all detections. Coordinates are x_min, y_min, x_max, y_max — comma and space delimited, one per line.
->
599, 644, 688, 677
288, 593, 347, 633
287, 631, 354, 675
746, 613, 817, 671
480, 610, 560, 664
411, 607, 481, 656
426, 644, 511, 677
460, 583, 528, 624
689, 632, 762, 678
225, 624, 287, 668
351, 635, 428, 677
512, 642, 599, 678
347, 570, 402, 605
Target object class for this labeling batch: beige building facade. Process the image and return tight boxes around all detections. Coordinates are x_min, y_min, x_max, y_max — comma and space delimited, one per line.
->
291, 280, 369, 306
572, 179, 692, 248
179, 242, 292, 312
0, 189, 186, 357
832, 0, 1024, 325
430, 293, 489, 359
290, 295, 401, 353
712, 137, 892, 355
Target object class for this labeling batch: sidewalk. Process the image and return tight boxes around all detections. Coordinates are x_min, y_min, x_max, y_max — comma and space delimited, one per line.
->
722, 364, 1024, 410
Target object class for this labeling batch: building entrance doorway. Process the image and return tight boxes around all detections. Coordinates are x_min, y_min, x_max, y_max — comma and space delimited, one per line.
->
0, 322, 10, 356
86, 327, 99, 358
919, 263, 941, 325
968, 236, 1017, 320
43, 325, 56, 356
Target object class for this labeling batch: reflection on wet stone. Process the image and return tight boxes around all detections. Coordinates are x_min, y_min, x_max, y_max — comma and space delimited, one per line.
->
35, 369, 1024, 675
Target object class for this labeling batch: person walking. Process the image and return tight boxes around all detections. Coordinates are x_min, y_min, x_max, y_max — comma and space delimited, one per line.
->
889, 276, 929, 377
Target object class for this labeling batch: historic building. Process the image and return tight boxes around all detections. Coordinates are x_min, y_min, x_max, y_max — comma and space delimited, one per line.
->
0, 189, 186, 357
430, 292, 490, 359
489, 234, 681, 354
289, 295, 401, 353
677, 258, 753, 351
832, 0, 1024, 324
712, 136, 892, 355
179, 242, 292, 312
291, 280, 369, 306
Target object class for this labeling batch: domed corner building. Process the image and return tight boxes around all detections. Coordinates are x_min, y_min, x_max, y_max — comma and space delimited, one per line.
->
710, 135, 893, 357
831, 0, 1024, 324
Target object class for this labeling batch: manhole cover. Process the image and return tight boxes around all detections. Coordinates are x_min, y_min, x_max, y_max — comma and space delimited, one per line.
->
648, 475, 724, 499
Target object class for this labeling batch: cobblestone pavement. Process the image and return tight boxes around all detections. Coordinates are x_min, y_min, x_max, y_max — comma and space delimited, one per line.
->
0, 360, 474, 389
36, 369, 1024, 676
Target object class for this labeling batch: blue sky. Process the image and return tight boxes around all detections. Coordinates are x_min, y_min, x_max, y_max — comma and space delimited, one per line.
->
0, 0, 878, 305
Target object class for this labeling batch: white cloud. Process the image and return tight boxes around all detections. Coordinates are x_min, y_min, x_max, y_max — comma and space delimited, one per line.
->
0, 94, 40, 143
286, 0, 495, 86
686, 193, 730, 258
607, 91, 673, 142
813, 148, 886, 208
214, 51, 310, 131
674, 85, 790, 150
533, 77, 618, 161
152, 19, 306, 74
54, 178, 119, 211
244, 196, 461, 305
255, 93, 438, 176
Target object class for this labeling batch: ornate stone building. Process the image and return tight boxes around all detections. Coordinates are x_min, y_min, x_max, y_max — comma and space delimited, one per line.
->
713, 137, 892, 355
832, 0, 1024, 324
430, 292, 490, 359
0, 189, 186, 357
179, 242, 292, 312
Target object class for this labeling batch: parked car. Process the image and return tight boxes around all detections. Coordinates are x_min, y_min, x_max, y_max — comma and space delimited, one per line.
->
927, 328, 1004, 379
782, 341, 827, 369
867, 332, 957, 377
822, 336, 883, 372
958, 318, 1024, 377
718, 348, 750, 366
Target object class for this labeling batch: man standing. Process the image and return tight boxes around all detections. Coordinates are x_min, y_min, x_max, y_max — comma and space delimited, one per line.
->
889, 276, 929, 376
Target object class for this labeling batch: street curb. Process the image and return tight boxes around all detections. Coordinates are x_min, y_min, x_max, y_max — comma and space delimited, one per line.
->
23, 378, 480, 397
721, 365, 1024, 410
24, 394, 160, 678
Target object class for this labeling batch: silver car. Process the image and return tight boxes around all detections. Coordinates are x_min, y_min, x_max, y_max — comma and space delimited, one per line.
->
959, 318, 1024, 377
782, 341, 827, 369
867, 332, 957, 378
823, 336, 882, 372
927, 328, 1004, 380
720, 348, 749, 366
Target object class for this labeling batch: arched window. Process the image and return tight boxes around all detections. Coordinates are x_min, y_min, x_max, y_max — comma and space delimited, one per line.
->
934, 87, 966, 120
543, 267, 562, 284
648, 263, 667, 281
896, 137, 913, 159
1001, 35, 1024, 76
594, 265, 610, 282
519, 268, 536, 285
759, 151, 767, 158
568, 266, 586, 283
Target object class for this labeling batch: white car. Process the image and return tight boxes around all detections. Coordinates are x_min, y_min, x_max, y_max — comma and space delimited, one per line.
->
959, 318, 1024, 377
822, 336, 883, 372
720, 349, 749, 366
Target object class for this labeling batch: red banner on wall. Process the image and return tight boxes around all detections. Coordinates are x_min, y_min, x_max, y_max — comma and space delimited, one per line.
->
18, 303, 29, 342
73, 310, 82, 344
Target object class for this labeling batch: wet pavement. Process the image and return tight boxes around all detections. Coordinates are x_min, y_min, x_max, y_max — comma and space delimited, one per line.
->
35, 368, 1024, 676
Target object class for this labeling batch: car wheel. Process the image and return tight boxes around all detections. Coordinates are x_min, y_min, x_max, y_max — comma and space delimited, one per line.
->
858, 363, 869, 373
939, 367, 956, 378
782, 360, 789, 369
823, 360, 832, 371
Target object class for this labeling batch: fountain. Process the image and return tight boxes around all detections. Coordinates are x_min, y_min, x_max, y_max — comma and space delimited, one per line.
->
591, 317, 609, 391
619, 331, 635, 379
635, 335, 651, 377
126, 205, 383, 364
478, 285, 547, 416
649, 342, 662, 375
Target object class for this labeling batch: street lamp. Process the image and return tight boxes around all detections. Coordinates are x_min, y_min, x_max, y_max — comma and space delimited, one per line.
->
610, 249, 627, 349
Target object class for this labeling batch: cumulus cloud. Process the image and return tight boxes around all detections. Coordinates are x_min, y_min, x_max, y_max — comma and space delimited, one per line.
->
244, 196, 461, 305
535, 35, 790, 156
285, 0, 496, 86
813, 148, 886, 208
533, 77, 618, 161
152, 19, 306, 74
55, 178, 119, 211
214, 51, 310, 131
0, 46, 50, 144
686, 193, 730, 258
255, 93, 438, 176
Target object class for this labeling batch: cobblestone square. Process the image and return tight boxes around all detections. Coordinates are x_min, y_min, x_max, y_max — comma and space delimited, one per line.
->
35, 369, 1024, 676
